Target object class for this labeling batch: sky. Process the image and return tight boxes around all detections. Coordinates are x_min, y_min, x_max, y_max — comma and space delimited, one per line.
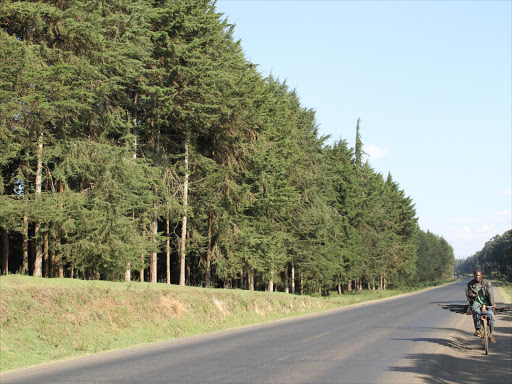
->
215, 0, 512, 260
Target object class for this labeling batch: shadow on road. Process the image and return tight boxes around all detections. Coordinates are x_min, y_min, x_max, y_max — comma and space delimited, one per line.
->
396, 326, 470, 334
377, 325, 473, 337
388, 349, 511, 384
387, 314, 512, 383
390, 337, 473, 352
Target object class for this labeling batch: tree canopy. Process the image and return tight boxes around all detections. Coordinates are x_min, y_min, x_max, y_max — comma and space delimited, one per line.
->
0, 0, 455, 291
455, 230, 511, 278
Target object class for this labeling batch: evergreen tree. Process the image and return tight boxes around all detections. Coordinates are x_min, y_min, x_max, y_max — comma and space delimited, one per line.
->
0, 0, 455, 290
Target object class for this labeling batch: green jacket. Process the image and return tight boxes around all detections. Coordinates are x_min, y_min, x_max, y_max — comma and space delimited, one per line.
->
467, 278, 495, 306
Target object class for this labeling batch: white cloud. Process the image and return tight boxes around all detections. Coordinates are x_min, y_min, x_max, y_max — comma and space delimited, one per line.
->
453, 217, 479, 225
454, 223, 497, 240
495, 209, 511, 217
476, 223, 496, 234
455, 226, 473, 240
364, 144, 389, 160
449, 213, 511, 258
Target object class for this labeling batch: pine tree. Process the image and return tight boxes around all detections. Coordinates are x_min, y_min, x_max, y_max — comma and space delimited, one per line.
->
354, 118, 363, 167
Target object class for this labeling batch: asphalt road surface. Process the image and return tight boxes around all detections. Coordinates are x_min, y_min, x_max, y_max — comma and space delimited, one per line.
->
2, 279, 511, 383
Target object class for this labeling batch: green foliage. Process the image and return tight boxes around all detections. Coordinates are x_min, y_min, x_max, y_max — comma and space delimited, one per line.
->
456, 230, 512, 278
0, 0, 454, 291
416, 229, 455, 282
56, 140, 159, 277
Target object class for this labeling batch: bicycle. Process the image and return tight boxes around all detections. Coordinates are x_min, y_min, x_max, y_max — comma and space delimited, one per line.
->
478, 305, 494, 355
439, 302, 497, 355
438, 286, 510, 356
464, 287, 495, 354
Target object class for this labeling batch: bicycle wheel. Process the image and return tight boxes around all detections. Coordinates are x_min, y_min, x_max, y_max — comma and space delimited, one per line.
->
482, 318, 488, 355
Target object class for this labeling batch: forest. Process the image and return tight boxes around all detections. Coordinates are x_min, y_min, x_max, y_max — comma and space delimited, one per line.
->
455, 230, 512, 278
0, 0, 455, 293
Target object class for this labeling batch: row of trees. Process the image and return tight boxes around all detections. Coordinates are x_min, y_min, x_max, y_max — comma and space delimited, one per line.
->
455, 230, 512, 278
0, 0, 454, 293
416, 230, 455, 282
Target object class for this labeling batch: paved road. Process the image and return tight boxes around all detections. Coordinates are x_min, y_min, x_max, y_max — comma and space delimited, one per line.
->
2, 279, 511, 383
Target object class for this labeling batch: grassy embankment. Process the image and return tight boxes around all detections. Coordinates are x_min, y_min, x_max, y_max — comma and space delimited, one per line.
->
492, 275, 512, 320
0, 275, 452, 373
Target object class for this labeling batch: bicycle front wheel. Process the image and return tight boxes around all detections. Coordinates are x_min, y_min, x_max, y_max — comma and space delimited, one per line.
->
482, 319, 488, 355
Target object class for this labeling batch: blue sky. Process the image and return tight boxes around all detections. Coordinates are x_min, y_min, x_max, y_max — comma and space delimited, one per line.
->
216, 0, 512, 260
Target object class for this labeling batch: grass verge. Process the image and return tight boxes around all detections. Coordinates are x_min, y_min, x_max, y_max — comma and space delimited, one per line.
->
0, 275, 452, 373
491, 275, 512, 321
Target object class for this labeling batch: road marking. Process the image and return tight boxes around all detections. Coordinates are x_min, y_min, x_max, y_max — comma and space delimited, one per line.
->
301, 332, 329, 343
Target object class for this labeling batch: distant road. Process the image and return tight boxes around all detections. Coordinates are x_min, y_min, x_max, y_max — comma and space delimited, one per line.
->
2, 279, 511, 383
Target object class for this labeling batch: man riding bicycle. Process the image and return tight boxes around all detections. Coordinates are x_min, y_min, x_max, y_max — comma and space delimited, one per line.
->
467, 270, 496, 343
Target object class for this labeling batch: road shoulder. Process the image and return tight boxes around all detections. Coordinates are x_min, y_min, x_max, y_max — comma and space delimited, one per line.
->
381, 283, 512, 384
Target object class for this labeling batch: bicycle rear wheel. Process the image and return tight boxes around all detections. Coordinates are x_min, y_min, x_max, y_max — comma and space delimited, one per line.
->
482, 318, 488, 355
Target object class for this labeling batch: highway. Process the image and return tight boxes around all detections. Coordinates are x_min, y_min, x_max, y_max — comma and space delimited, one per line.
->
2, 279, 510, 383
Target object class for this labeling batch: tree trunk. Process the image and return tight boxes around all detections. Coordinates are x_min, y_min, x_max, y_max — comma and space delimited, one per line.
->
29, 229, 35, 275
268, 279, 274, 292
248, 268, 254, 291
140, 227, 145, 282
284, 264, 289, 293
186, 231, 191, 285
33, 131, 43, 277
43, 180, 49, 277
347, 280, 352, 292
166, 218, 171, 284
205, 209, 212, 287
49, 237, 55, 278
383, 277, 387, 290
55, 236, 63, 278
43, 232, 49, 277
55, 181, 64, 278
125, 94, 138, 281
22, 216, 28, 273
179, 138, 189, 286
300, 271, 304, 295
33, 223, 42, 276
240, 269, 245, 290
150, 186, 158, 283
267, 267, 274, 292
291, 259, 295, 294
2, 228, 8, 275
337, 284, 342, 295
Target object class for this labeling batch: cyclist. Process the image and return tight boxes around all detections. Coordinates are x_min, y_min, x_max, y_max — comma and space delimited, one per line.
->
467, 269, 496, 343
